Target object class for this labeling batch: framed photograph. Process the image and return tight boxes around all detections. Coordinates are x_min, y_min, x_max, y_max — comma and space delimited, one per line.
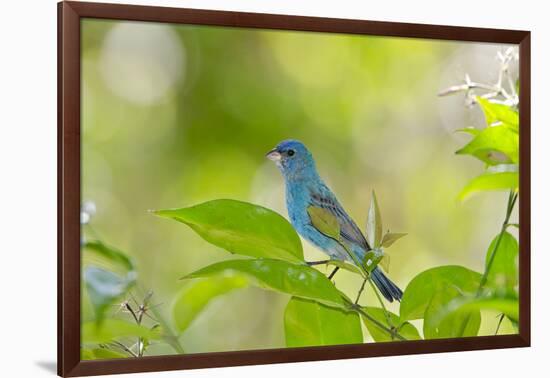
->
58, 1, 530, 376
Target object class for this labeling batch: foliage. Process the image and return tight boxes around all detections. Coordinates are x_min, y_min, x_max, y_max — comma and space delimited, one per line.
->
84, 266, 135, 323
150, 48, 520, 348
82, 319, 162, 344
402, 266, 482, 339
454, 99, 519, 199
181, 258, 350, 308
155, 197, 412, 346
458, 172, 518, 202
400, 266, 481, 321
362, 307, 420, 342
79, 29, 520, 357
434, 48, 520, 336
153, 200, 304, 263
172, 276, 249, 333
285, 297, 363, 347
81, 206, 184, 359
485, 231, 518, 295
365, 191, 407, 273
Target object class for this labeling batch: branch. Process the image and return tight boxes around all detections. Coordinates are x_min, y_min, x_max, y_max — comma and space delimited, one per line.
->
458, 190, 518, 336
334, 242, 404, 341
109, 341, 138, 358
367, 279, 395, 329
438, 48, 519, 107
347, 301, 406, 341
477, 190, 518, 295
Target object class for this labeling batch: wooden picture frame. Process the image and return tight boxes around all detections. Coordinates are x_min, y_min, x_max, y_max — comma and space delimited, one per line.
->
58, 1, 531, 376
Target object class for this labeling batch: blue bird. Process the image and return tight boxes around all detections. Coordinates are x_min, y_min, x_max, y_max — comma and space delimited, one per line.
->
266, 139, 402, 302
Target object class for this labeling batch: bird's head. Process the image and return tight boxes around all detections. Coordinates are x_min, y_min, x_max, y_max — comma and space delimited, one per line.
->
266, 139, 318, 180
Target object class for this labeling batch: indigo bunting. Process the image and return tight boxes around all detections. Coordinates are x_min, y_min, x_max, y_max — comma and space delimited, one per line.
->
267, 139, 402, 302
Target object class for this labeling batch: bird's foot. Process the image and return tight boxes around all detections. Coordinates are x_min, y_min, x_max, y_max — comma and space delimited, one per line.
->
328, 266, 340, 280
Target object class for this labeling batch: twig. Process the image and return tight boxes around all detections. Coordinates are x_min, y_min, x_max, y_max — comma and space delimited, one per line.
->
477, 190, 518, 295
355, 278, 367, 304
136, 286, 185, 354
336, 241, 395, 326
458, 190, 518, 335
328, 266, 339, 280
308, 224, 405, 340
348, 302, 406, 341
438, 48, 519, 107
334, 242, 404, 340
109, 341, 138, 358
124, 302, 140, 324
367, 279, 394, 329
495, 313, 506, 335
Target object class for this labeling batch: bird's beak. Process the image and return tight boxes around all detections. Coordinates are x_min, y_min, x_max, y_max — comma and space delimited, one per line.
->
266, 148, 281, 162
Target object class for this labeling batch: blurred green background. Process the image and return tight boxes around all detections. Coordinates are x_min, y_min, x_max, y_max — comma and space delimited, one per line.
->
81, 19, 517, 355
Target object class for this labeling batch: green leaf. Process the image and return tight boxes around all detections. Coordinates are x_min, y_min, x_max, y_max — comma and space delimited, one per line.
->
477, 97, 519, 130
325, 260, 362, 276
173, 276, 248, 333
82, 241, 136, 322
423, 285, 481, 339
84, 266, 135, 322
456, 125, 519, 165
400, 265, 482, 321
284, 297, 363, 347
362, 307, 421, 342
153, 199, 304, 263
367, 191, 383, 247
485, 232, 518, 294
436, 295, 519, 324
83, 240, 135, 273
183, 259, 349, 308
362, 248, 384, 273
307, 206, 340, 240
455, 127, 481, 136
81, 347, 127, 360
380, 232, 407, 248
379, 254, 391, 273
82, 319, 162, 344
458, 172, 518, 201
376, 247, 393, 273
401, 266, 482, 339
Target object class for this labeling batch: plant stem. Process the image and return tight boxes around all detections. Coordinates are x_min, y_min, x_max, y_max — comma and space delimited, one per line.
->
136, 286, 185, 354
334, 238, 405, 340
495, 313, 505, 335
367, 279, 394, 329
348, 302, 406, 341
110, 341, 138, 357
355, 278, 367, 304
476, 191, 518, 296
458, 190, 517, 336
124, 300, 144, 356
125, 302, 139, 324
328, 266, 339, 280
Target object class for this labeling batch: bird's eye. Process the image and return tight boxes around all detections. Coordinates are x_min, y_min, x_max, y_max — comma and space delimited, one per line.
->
287, 149, 295, 157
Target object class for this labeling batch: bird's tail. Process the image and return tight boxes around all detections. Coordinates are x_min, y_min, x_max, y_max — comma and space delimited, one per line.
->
371, 267, 403, 302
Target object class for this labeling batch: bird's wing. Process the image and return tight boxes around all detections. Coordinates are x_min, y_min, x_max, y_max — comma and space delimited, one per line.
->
308, 185, 370, 251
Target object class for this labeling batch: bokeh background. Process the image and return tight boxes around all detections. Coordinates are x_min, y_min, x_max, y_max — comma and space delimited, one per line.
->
81, 19, 518, 355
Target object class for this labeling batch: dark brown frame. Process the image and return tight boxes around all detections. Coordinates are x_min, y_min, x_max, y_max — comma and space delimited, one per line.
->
58, 1, 531, 376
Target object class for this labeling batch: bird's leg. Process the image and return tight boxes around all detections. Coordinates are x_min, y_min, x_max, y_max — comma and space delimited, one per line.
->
354, 277, 368, 304
307, 260, 330, 266
328, 266, 340, 280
